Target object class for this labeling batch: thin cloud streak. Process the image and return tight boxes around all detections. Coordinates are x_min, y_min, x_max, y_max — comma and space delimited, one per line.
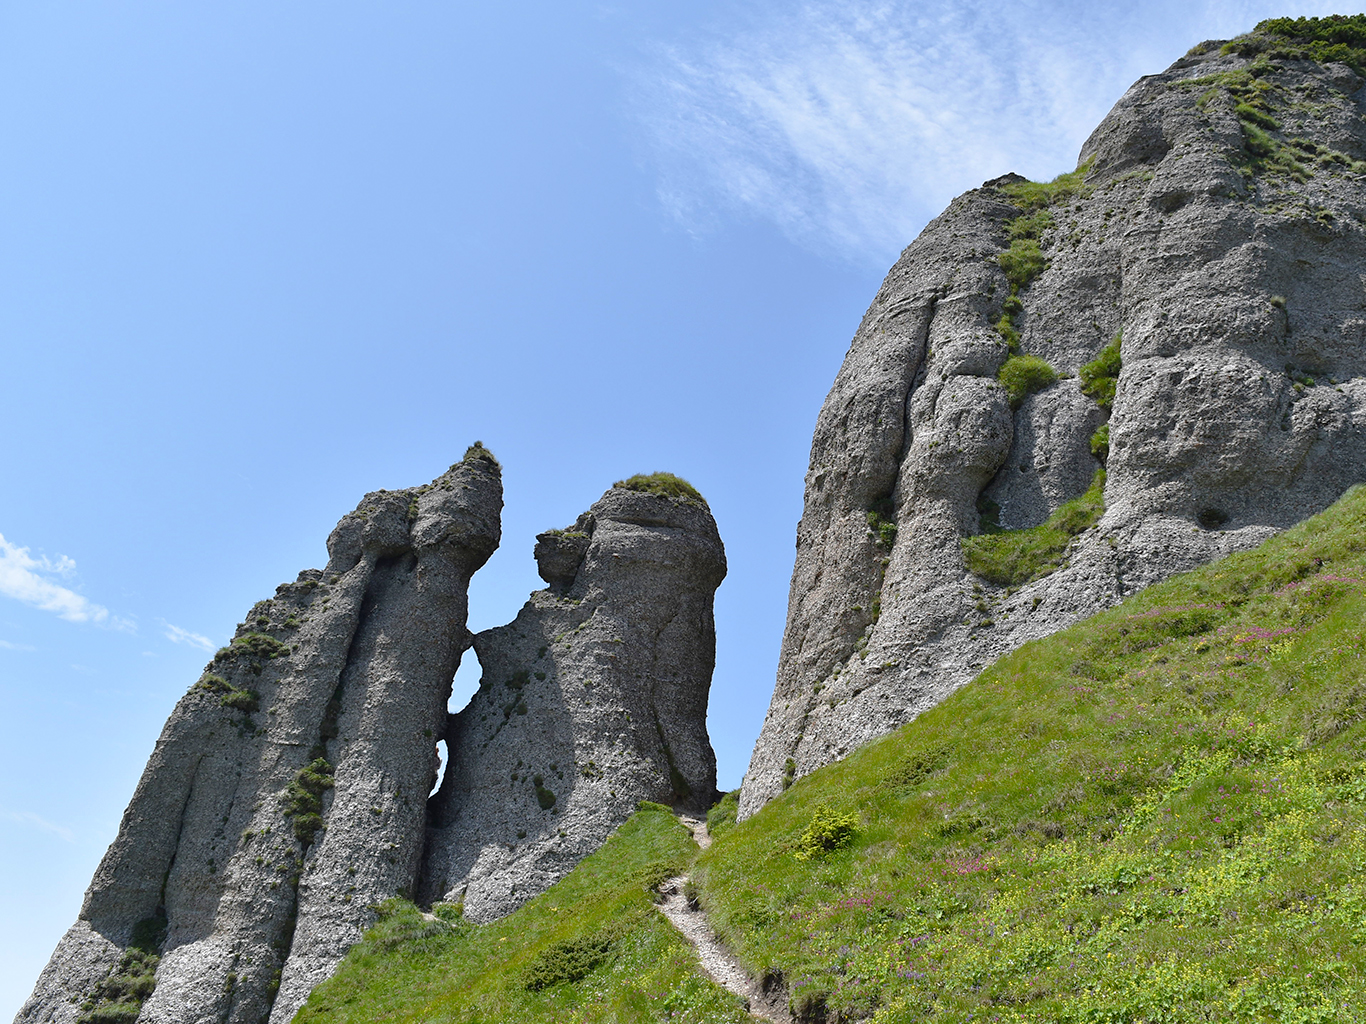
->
162, 621, 216, 653
635, 0, 1347, 262
2, 810, 75, 843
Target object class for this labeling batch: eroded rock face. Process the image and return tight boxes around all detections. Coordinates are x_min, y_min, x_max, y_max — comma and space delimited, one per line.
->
738, 42, 1366, 819
17, 451, 502, 1024
419, 486, 726, 922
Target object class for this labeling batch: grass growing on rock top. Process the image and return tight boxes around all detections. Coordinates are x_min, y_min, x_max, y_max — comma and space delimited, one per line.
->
293, 802, 746, 1024
694, 484, 1366, 1022
614, 472, 707, 506
962, 470, 1106, 586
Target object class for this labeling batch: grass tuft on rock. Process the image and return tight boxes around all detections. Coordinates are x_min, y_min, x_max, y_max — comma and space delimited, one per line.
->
962, 470, 1105, 586
998, 354, 1058, 409
1079, 332, 1122, 410
614, 472, 707, 506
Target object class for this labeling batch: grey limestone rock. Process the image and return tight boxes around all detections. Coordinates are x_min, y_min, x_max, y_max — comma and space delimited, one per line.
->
18, 449, 501, 1024
739, 39, 1366, 819
419, 484, 726, 923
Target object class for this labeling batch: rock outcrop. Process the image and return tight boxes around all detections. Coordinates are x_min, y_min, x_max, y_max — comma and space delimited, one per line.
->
739, 27, 1366, 819
17, 462, 730, 1024
18, 448, 502, 1024
419, 481, 726, 922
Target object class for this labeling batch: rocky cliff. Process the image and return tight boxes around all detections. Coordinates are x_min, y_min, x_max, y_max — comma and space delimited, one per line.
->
419, 480, 726, 922
18, 446, 502, 1024
740, 20, 1366, 818
17, 460, 726, 1024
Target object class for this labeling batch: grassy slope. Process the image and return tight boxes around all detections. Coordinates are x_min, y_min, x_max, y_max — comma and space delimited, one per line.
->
294, 486, 1366, 1024
293, 803, 748, 1024
697, 484, 1366, 1022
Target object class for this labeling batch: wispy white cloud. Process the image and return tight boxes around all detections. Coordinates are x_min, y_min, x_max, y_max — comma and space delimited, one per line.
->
162, 620, 216, 652
0, 532, 111, 624
2, 810, 75, 843
634, 0, 1346, 261
0, 639, 36, 651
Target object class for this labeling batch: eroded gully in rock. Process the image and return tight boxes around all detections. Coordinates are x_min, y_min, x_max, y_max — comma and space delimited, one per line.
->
656, 816, 791, 1023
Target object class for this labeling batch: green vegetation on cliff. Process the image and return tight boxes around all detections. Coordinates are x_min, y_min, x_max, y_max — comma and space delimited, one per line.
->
298, 486, 1366, 1023
962, 470, 1106, 586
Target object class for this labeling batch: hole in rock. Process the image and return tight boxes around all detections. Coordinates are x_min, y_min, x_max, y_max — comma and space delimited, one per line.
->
431, 739, 448, 797
449, 648, 484, 716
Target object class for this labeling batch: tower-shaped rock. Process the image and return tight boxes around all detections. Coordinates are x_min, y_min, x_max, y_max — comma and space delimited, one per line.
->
18, 446, 501, 1024
419, 477, 726, 922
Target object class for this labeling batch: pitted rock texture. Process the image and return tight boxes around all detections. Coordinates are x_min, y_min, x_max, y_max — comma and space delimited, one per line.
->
739, 39, 1366, 820
17, 452, 501, 1024
419, 486, 726, 923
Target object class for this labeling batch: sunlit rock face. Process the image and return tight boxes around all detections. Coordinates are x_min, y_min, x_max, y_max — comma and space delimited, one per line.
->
739, 41, 1366, 820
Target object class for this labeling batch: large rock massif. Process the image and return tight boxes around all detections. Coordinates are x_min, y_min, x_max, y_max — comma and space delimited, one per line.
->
740, 29, 1366, 818
17, 459, 726, 1024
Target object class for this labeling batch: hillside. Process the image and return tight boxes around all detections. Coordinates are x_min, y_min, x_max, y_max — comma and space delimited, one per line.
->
295, 483, 1366, 1021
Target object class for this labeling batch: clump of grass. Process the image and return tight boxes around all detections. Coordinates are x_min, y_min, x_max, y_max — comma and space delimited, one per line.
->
192, 673, 260, 714
695, 484, 1366, 1023
1000, 162, 1091, 212
962, 470, 1105, 586
997, 239, 1047, 292
1079, 332, 1122, 410
998, 354, 1058, 409
282, 758, 335, 846
462, 441, 500, 467
295, 802, 748, 1023
1090, 422, 1111, 463
614, 472, 707, 506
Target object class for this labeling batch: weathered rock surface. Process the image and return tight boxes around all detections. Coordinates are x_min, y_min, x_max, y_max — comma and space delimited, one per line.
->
18, 449, 502, 1024
739, 37, 1366, 819
419, 484, 726, 922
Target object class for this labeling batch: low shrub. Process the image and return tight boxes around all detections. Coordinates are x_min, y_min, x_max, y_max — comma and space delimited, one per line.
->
793, 804, 859, 861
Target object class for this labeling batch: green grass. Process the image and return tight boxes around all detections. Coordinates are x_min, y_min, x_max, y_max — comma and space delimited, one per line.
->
1001, 163, 1091, 213
694, 484, 1366, 1022
614, 472, 708, 506
1079, 333, 1122, 411
293, 802, 747, 1024
1225, 15, 1366, 75
998, 354, 1058, 409
961, 471, 1106, 587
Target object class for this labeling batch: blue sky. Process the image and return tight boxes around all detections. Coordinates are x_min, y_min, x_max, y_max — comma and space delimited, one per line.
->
0, 1, 1347, 1014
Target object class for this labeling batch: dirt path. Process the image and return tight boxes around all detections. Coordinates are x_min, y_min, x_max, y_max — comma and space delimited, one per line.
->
658, 817, 789, 1022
